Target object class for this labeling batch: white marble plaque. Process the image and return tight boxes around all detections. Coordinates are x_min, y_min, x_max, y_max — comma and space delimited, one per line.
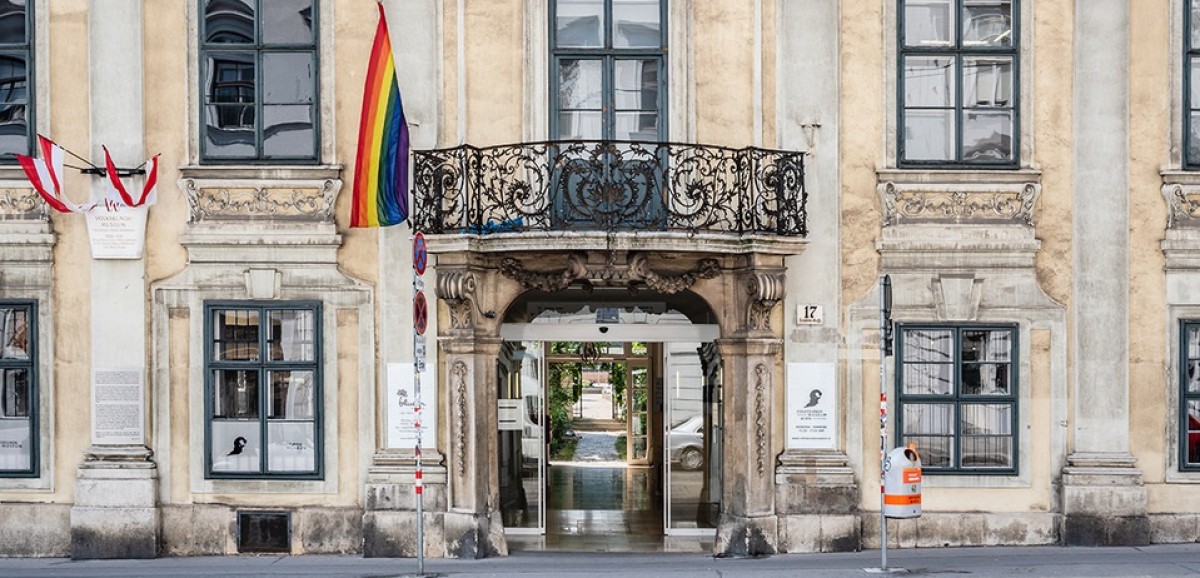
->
85, 204, 148, 259
91, 367, 144, 445
387, 362, 437, 449
786, 362, 836, 450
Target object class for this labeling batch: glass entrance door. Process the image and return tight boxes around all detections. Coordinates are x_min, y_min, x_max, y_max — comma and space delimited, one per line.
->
663, 341, 721, 534
626, 359, 650, 465
499, 341, 546, 534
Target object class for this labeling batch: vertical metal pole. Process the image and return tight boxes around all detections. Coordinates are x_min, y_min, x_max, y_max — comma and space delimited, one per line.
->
879, 275, 889, 571
415, 372, 425, 575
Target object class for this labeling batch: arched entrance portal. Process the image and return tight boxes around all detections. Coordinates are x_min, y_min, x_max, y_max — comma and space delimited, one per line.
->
496, 290, 723, 551
432, 249, 788, 558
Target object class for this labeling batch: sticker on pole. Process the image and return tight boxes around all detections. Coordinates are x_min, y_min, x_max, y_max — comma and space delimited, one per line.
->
413, 232, 428, 276
414, 291, 428, 335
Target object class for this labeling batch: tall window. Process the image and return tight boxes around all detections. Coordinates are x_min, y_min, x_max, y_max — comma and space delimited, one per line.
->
0, 302, 35, 477
899, 0, 1017, 166
0, 1, 31, 163
896, 325, 1017, 474
1186, 1, 1200, 167
199, 0, 318, 162
550, 0, 666, 141
1180, 322, 1200, 469
205, 303, 321, 479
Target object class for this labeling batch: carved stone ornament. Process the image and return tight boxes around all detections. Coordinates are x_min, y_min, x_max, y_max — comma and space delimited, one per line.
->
451, 360, 469, 477
754, 363, 768, 478
746, 272, 786, 332
1165, 184, 1200, 229
880, 181, 1039, 226
184, 179, 338, 223
498, 253, 720, 294
0, 188, 47, 220
436, 270, 479, 330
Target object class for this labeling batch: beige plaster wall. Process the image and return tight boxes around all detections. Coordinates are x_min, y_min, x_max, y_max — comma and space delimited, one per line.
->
335, 2, 380, 285
1128, 0, 1184, 512
45, 0, 89, 506
693, 1, 754, 146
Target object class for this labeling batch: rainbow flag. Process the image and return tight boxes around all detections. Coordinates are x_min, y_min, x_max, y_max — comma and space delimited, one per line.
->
352, 3, 408, 228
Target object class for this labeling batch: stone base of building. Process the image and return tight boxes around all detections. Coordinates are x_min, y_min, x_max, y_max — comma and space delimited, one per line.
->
774, 450, 860, 552
1149, 513, 1200, 544
860, 512, 1060, 549
160, 504, 362, 556
1061, 453, 1149, 546
0, 503, 71, 557
443, 511, 507, 558
70, 448, 160, 559
715, 514, 778, 557
363, 510, 446, 558
778, 514, 861, 552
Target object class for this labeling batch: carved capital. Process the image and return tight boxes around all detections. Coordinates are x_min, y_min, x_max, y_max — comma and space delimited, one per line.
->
436, 270, 487, 330
746, 272, 786, 332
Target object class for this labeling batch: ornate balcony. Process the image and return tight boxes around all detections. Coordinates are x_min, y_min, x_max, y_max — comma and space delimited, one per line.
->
412, 140, 807, 238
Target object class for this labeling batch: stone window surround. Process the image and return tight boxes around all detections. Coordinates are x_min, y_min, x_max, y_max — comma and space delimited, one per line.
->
0, 269, 52, 492
1161, 234, 1200, 483
848, 284, 1064, 490
883, 0, 1035, 171
0, 0, 54, 490
1162, 0, 1200, 483
185, 0, 338, 173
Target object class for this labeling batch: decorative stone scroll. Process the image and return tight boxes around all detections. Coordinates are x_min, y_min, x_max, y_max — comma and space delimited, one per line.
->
1165, 183, 1200, 229
0, 188, 45, 220
436, 270, 480, 330
183, 179, 338, 223
746, 272, 787, 332
498, 252, 721, 294
879, 180, 1039, 226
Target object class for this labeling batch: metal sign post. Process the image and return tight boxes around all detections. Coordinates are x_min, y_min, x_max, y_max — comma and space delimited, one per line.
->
413, 232, 427, 576
872, 275, 895, 573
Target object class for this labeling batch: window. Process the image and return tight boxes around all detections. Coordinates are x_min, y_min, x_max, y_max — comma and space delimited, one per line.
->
199, 0, 318, 162
1186, 1, 1200, 168
205, 302, 321, 478
1180, 322, 1200, 470
896, 325, 1017, 473
0, 302, 35, 477
899, 0, 1017, 166
550, 0, 666, 141
0, 1, 31, 163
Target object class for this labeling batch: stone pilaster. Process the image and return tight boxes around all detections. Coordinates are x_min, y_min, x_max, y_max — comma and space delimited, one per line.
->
714, 337, 781, 557
440, 336, 507, 558
71, 0, 159, 559
1064, 0, 1146, 545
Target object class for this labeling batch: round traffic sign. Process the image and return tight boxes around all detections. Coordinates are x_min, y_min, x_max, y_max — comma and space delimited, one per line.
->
414, 291, 428, 335
413, 232, 428, 276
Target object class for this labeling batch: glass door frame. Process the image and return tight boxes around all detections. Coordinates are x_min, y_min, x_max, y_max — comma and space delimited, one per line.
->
501, 342, 548, 536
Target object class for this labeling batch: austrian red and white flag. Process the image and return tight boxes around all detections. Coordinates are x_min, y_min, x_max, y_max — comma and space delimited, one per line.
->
103, 146, 159, 208
16, 135, 94, 213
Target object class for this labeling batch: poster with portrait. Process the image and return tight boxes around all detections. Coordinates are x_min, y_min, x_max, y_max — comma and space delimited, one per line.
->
786, 362, 837, 450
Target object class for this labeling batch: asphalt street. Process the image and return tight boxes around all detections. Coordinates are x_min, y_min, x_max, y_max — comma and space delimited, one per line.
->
1, 544, 1199, 578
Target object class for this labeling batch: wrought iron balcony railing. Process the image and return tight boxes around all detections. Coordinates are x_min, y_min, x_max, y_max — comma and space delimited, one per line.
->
412, 140, 807, 237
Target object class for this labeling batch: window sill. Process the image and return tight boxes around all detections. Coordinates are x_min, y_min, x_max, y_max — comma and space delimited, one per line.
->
877, 168, 1042, 227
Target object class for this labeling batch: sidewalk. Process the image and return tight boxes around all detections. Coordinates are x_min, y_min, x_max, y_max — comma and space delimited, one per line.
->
0, 544, 1198, 578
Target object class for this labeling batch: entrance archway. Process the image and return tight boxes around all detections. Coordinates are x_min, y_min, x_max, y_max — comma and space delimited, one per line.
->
495, 296, 724, 551
431, 249, 788, 558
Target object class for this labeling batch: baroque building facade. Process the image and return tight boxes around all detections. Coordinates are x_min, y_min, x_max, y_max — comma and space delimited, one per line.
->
0, 0, 1195, 558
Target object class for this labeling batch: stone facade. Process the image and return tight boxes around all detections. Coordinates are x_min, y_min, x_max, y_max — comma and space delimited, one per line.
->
0, 0, 1198, 559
